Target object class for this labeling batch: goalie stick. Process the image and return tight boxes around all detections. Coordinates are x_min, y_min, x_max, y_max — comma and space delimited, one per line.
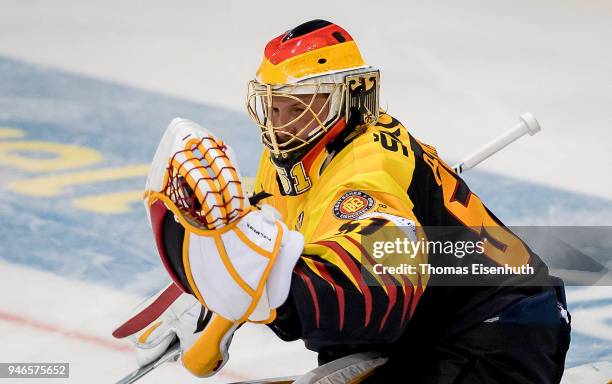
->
115, 339, 181, 384
114, 113, 541, 384
453, 112, 541, 174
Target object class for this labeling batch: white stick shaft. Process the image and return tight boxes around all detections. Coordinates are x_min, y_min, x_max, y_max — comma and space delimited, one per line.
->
115, 342, 180, 384
453, 112, 541, 174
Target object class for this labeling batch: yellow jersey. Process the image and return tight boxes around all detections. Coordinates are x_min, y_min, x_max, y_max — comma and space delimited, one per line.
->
252, 112, 551, 353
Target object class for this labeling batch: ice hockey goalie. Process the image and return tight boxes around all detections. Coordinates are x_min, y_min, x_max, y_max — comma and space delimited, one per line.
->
114, 19, 571, 384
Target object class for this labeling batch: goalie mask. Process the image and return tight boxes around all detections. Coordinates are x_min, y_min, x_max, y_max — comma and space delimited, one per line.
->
246, 19, 380, 196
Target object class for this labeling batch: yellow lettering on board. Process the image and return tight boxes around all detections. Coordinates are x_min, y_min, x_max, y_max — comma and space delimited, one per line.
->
0, 128, 25, 139
10, 164, 150, 197
0, 141, 102, 172
72, 190, 144, 214
75, 177, 257, 215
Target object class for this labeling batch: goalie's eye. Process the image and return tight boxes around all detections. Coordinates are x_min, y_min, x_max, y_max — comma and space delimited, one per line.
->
271, 105, 306, 116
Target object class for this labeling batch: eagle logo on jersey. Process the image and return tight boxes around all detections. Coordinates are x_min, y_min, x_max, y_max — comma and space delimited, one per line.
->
333, 190, 375, 220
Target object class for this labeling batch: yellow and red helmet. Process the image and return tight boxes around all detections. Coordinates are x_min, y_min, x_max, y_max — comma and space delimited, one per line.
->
246, 20, 380, 169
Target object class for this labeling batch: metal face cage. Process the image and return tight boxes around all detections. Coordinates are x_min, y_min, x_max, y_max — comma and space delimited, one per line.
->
246, 80, 344, 159
246, 69, 380, 160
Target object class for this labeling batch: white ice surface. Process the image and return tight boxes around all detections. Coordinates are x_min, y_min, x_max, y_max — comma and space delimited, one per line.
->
1, 0, 611, 199
0, 260, 316, 383
2, 259, 611, 383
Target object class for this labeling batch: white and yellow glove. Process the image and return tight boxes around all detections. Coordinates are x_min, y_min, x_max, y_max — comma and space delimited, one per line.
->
137, 118, 303, 377
112, 283, 238, 376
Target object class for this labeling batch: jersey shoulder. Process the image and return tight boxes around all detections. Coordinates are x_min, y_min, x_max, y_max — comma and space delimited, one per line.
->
321, 113, 424, 193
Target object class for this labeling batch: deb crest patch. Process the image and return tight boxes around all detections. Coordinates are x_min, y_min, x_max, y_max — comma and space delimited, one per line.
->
333, 191, 375, 220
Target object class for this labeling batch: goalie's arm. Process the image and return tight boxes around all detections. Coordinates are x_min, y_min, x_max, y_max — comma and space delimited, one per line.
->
269, 191, 427, 352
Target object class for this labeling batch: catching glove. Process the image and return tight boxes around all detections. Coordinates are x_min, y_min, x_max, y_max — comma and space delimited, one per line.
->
138, 118, 304, 376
